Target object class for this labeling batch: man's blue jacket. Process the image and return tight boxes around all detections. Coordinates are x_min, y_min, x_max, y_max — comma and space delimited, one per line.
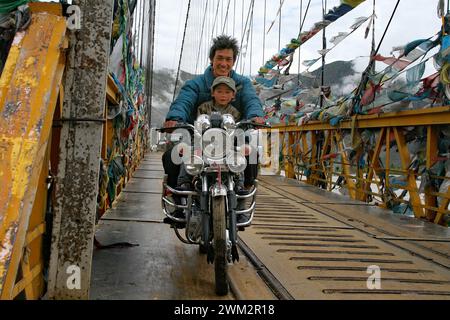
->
166, 66, 264, 124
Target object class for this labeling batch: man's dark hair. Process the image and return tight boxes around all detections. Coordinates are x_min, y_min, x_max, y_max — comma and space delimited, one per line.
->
209, 35, 240, 62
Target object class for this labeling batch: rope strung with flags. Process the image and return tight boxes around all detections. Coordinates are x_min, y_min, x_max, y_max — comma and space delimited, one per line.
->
255, 15, 373, 88
256, 0, 367, 78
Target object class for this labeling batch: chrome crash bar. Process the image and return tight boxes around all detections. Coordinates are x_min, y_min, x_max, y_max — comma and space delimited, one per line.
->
235, 181, 258, 228
161, 175, 198, 223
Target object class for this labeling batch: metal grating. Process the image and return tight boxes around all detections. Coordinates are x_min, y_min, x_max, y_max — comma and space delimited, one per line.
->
238, 180, 450, 299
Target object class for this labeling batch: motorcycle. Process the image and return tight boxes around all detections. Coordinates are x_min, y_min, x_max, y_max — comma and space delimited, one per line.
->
158, 112, 269, 295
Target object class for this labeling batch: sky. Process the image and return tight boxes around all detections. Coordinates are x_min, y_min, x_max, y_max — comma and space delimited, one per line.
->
154, 0, 442, 76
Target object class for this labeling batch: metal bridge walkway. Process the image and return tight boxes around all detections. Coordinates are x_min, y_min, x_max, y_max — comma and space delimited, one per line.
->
241, 176, 450, 299
91, 152, 450, 300
90, 152, 273, 300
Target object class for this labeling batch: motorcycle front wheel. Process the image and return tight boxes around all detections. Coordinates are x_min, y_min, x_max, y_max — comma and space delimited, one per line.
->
199, 243, 207, 254
212, 196, 228, 295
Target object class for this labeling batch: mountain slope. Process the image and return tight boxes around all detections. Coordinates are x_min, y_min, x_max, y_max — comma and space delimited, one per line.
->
150, 60, 359, 126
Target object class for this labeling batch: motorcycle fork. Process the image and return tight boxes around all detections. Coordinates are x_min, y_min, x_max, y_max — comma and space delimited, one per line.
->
227, 179, 239, 262
200, 176, 210, 252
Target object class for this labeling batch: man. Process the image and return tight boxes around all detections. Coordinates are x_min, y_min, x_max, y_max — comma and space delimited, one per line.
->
162, 35, 264, 190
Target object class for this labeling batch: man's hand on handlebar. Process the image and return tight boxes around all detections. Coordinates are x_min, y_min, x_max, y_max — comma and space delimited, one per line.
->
161, 120, 179, 133
249, 117, 270, 128
164, 120, 179, 127
250, 117, 265, 124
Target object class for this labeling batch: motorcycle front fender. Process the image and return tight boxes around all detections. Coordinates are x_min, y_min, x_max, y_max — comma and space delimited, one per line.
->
210, 183, 227, 197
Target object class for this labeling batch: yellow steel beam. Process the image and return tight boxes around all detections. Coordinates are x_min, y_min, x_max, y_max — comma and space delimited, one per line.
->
309, 131, 318, 185
270, 106, 450, 132
267, 106, 450, 223
284, 132, 295, 178
319, 131, 331, 188
106, 74, 120, 105
11, 263, 43, 299
392, 128, 424, 218
0, 12, 66, 299
425, 126, 438, 220
29, 2, 63, 15
21, 136, 53, 299
435, 186, 450, 225
335, 131, 356, 199
364, 128, 385, 202
385, 128, 391, 190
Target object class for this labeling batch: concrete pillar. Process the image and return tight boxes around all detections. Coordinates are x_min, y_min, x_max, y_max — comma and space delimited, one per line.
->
47, 0, 114, 300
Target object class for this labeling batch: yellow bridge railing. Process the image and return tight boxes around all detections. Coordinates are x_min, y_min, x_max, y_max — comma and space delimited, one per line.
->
264, 106, 450, 226
0, 5, 67, 299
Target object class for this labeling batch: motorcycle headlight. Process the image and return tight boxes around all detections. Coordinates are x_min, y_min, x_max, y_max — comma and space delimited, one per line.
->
195, 114, 211, 132
222, 114, 236, 130
203, 128, 228, 160
184, 155, 204, 175
226, 152, 247, 173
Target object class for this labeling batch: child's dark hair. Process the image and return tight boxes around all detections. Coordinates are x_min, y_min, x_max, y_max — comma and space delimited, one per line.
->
209, 35, 240, 62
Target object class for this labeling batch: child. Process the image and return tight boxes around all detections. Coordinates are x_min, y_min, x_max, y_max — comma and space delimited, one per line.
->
197, 76, 240, 119
177, 76, 242, 189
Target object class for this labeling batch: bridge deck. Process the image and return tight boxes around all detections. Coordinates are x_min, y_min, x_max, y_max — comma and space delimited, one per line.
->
90, 152, 450, 300
90, 152, 273, 300
241, 176, 450, 299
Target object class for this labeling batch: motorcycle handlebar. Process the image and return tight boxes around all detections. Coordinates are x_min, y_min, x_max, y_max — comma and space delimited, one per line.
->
236, 120, 271, 129
156, 121, 271, 133
156, 123, 194, 133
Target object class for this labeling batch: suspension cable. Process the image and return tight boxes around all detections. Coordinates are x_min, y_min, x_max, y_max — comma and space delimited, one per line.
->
220, 0, 223, 33
282, 0, 310, 78
370, 0, 376, 73
267, 0, 286, 34
195, 0, 210, 74
352, 0, 401, 112
236, 0, 255, 73
233, 0, 236, 37
297, 0, 303, 85
241, 0, 255, 75
147, 0, 156, 126
278, 0, 282, 52
374, 0, 400, 58
240, 0, 245, 74
173, 0, 192, 103
249, 3, 255, 76
140, 0, 146, 67
320, 0, 327, 109
242, 0, 245, 52
211, 0, 221, 38
285, 0, 311, 77
222, 0, 231, 34
262, 0, 266, 65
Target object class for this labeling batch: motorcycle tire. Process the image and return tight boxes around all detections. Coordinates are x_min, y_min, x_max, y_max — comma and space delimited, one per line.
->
199, 243, 207, 254
212, 196, 228, 296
